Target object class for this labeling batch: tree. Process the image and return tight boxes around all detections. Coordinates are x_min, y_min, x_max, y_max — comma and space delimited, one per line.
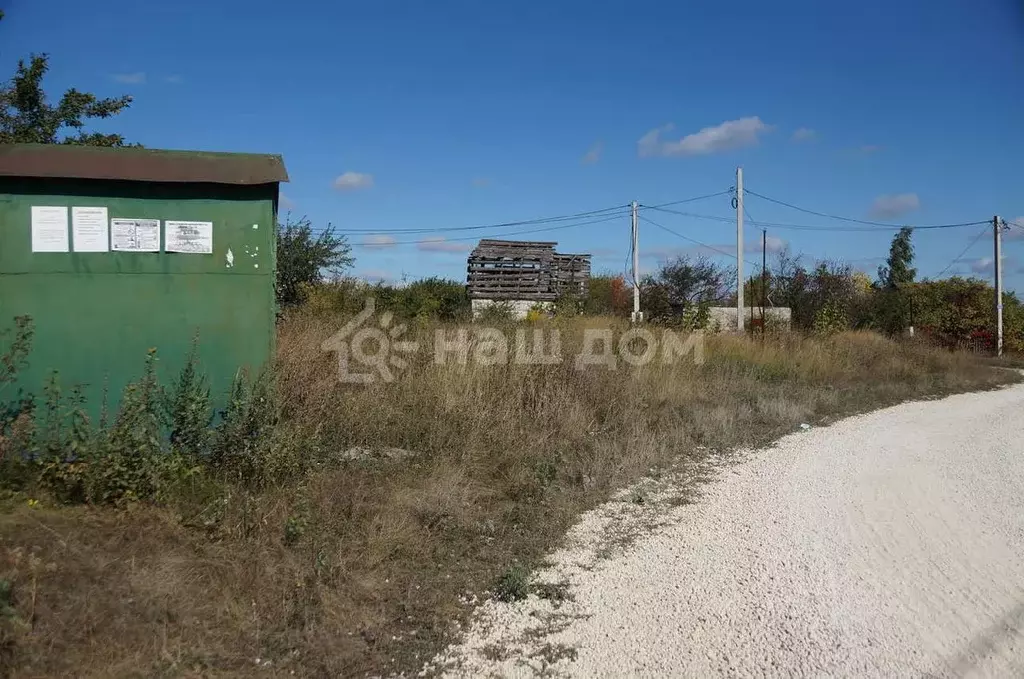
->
276, 216, 354, 308
585, 274, 631, 316
874, 227, 916, 333
877, 227, 916, 290
641, 255, 733, 324
0, 11, 134, 146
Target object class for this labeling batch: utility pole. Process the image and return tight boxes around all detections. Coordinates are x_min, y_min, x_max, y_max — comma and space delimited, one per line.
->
736, 167, 744, 333
994, 215, 1003, 356
761, 228, 767, 335
631, 201, 642, 323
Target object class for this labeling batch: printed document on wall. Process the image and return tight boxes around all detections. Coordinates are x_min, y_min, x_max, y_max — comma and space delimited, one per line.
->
165, 220, 213, 254
111, 218, 161, 252
31, 206, 69, 252
71, 206, 109, 252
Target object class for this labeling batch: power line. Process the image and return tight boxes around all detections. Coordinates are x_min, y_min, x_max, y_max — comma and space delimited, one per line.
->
377, 212, 627, 246
744, 189, 989, 230
639, 214, 761, 269
338, 204, 630, 235
645, 205, 988, 233
641, 205, 734, 224
339, 189, 733, 237
933, 225, 990, 278
643, 190, 733, 209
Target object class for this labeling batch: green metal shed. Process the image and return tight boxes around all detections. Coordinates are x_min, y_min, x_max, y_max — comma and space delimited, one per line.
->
0, 144, 288, 418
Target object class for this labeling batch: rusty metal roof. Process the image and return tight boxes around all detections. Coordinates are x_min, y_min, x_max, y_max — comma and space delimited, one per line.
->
0, 144, 289, 185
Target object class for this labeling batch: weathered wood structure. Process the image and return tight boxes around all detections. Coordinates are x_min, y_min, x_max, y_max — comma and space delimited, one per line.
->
466, 239, 591, 301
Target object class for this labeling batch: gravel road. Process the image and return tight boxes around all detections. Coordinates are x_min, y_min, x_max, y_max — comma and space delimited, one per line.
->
429, 383, 1024, 678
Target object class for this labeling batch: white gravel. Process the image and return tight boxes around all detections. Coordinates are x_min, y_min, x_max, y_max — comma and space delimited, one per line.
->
427, 383, 1024, 678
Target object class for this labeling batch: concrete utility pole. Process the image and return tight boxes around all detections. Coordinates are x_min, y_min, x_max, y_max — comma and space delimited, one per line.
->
994, 215, 1004, 356
736, 167, 744, 332
631, 201, 642, 323
762, 228, 767, 334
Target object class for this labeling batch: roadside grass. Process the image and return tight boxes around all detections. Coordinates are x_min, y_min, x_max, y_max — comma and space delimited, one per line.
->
0, 314, 1018, 677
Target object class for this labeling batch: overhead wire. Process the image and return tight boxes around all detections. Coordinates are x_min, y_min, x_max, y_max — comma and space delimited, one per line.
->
644, 204, 989, 233
933, 225, 990, 278
338, 204, 630, 235
642, 189, 733, 209
743, 189, 989, 230
638, 214, 761, 269
338, 188, 730, 239
376, 212, 627, 246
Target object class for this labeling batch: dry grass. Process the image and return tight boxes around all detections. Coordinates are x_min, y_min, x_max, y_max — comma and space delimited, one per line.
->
0, 315, 1017, 677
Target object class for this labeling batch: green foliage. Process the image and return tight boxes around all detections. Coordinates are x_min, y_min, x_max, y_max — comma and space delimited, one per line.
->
164, 338, 212, 459
211, 370, 314, 488
0, 316, 33, 395
0, 15, 134, 147
641, 255, 732, 325
909, 277, 1024, 351
585, 274, 630, 316
475, 301, 517, 323
1, 317, 35, 458
375, 277, 470, 322
679, 303, 711, 331
769, 249, 871, 332
88, 349, 168, 504
813, 301, 849, 336
494, 564, 530, 602
276, 217, 354, 308
553, 293, 584, 317
877, 227, 916, 290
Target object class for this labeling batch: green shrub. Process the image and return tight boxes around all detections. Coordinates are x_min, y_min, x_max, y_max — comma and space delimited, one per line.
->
494, 564, 531, 602
210, 370, 316, 488
475, 301, 517, 323
813, 301, 848, 337
164, 337, 213, 459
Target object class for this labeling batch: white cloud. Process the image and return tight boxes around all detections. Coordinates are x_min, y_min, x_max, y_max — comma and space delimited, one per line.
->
334, 172, 374, 191
361, 235, 397, 249
967, 257, 994, 274
858, 144, 881, 155
164, 75, 183, 84
791, 127, 817, 142
638, 117, 770, 158
581, 141, 604, 165
869, 193, 920, 219
279, 192, 295, 211
961, 256, 1018, 275
471, 177, 490, 188
417, 237, 472, 253
744, 235, 786, 254
112, 72, 146, 84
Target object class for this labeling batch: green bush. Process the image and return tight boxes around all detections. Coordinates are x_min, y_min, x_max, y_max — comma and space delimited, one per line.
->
813, 301, 849, 337
164, 338, 213, 459
0, 329, 317, 506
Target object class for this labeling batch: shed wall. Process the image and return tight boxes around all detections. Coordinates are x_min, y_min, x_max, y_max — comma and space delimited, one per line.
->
0, 177, 277, 417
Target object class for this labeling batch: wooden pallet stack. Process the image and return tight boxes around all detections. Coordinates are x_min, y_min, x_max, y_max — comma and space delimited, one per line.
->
467, 239, 591, 301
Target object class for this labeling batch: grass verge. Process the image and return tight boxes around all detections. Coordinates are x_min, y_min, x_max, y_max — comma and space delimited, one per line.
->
0, 315, 1018, 677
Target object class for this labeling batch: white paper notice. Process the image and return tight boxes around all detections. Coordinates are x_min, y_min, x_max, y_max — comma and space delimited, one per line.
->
71, 206, 109, 252
31, 206, 69, 253
111, 218, 161, 252
165, 220, 213, 254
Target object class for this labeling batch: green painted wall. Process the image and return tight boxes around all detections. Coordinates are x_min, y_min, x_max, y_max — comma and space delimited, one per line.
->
0, 177, 277, 418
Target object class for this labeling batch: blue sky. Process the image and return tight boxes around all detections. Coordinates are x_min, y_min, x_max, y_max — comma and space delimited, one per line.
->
3, 0, 1024, 290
